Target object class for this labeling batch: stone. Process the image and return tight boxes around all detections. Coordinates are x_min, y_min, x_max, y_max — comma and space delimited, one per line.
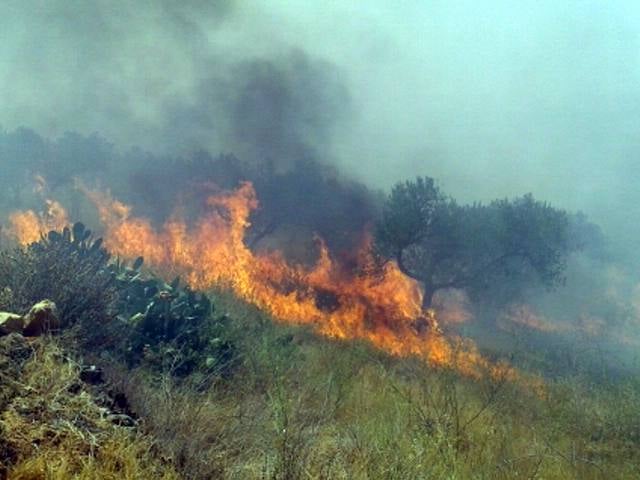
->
23, 300, 59, 337
0, 312, 24, 336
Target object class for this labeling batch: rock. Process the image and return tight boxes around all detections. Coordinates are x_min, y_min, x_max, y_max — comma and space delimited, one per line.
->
23, 300, 59, 336
79, 365, 104, 385
0, 312, 24, 336
1, 300, 62, 337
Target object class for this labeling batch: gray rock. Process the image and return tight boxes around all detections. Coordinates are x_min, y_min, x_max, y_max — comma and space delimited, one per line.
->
0, 312, 24, 336
23, 300, 59, 336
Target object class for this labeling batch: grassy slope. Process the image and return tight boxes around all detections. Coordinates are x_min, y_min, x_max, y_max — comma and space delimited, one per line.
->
87, 290, 640, 480
0, 336, 179, 479
0, 280, 637, 479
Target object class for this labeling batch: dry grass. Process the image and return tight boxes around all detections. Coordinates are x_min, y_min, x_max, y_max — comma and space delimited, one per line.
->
0, 337, 179, 479
3, 290, 639, 479
99, 290, 640, 480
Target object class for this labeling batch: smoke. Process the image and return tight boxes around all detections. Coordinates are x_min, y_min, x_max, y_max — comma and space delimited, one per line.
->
161, 50, 350, 170
1, 1, 639, 371
0, 0, 349, 172
2, 1, 638, 253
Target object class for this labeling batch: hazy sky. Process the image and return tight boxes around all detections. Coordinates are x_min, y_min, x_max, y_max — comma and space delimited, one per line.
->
1, 1, 639, 252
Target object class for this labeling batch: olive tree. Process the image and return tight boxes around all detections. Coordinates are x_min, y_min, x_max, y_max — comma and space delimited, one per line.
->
375, 177, 573, 308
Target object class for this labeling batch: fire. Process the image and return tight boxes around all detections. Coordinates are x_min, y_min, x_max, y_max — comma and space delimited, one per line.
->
82, 182, 517, 379
8, 199, 69, 245
4, 181, 526, 381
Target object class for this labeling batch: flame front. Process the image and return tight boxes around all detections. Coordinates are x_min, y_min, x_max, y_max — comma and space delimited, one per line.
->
8, 199, 69, 245
4, 182, 522, 380
81, 182, 515, 379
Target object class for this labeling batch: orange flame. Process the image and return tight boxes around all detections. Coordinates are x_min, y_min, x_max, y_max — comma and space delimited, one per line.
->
8, 199, 69, 245
81, 182, 519, 380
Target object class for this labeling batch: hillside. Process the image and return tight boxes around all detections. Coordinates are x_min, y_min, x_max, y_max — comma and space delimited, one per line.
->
0, 228, 638, 479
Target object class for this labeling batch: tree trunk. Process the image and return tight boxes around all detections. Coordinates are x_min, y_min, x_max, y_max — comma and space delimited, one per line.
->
421, 286, 434, 310
396, 249, 436, 310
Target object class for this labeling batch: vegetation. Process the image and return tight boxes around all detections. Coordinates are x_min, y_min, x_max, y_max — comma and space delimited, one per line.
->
0, 229, 638, 479
375, 177, 574, 307
0, 128, 637, 478
107, 256, 236, 378
97, 290, 640, 479
0, 127, 376, 262
0, 334, 179, 479
0, 223, 236, 379
0, 222, 115, 325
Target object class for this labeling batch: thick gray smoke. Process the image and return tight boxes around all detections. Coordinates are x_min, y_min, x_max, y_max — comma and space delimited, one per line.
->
0, 0, 349, 172
0, 0, 638, 375
161, 50, 350, 170
1, 1, 638, 262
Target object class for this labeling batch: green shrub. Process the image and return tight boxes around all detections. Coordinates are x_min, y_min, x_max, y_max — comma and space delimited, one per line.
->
0, 225, 237, 380
0, 222, 116, 326
106, 257, 237, 379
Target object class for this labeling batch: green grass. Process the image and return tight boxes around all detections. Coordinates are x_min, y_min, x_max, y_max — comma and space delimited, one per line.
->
87, 289, 640, 480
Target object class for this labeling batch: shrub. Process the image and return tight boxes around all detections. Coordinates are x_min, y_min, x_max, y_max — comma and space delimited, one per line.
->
0, 224, 237, 380
109, 257, 236, 378
0, 222, 116, 327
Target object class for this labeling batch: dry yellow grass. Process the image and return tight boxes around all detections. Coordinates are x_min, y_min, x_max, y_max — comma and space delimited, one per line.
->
0, 337, 180, 480
2, 292, 640, 479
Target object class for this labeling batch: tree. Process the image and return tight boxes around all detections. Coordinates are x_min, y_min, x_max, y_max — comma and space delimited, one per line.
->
375, 176, 574, 309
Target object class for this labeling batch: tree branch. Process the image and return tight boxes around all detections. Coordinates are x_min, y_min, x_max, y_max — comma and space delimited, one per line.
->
440, 249, 526, 292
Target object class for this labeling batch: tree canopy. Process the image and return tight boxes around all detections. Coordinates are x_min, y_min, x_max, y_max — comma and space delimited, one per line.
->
375, 176, 575, 308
